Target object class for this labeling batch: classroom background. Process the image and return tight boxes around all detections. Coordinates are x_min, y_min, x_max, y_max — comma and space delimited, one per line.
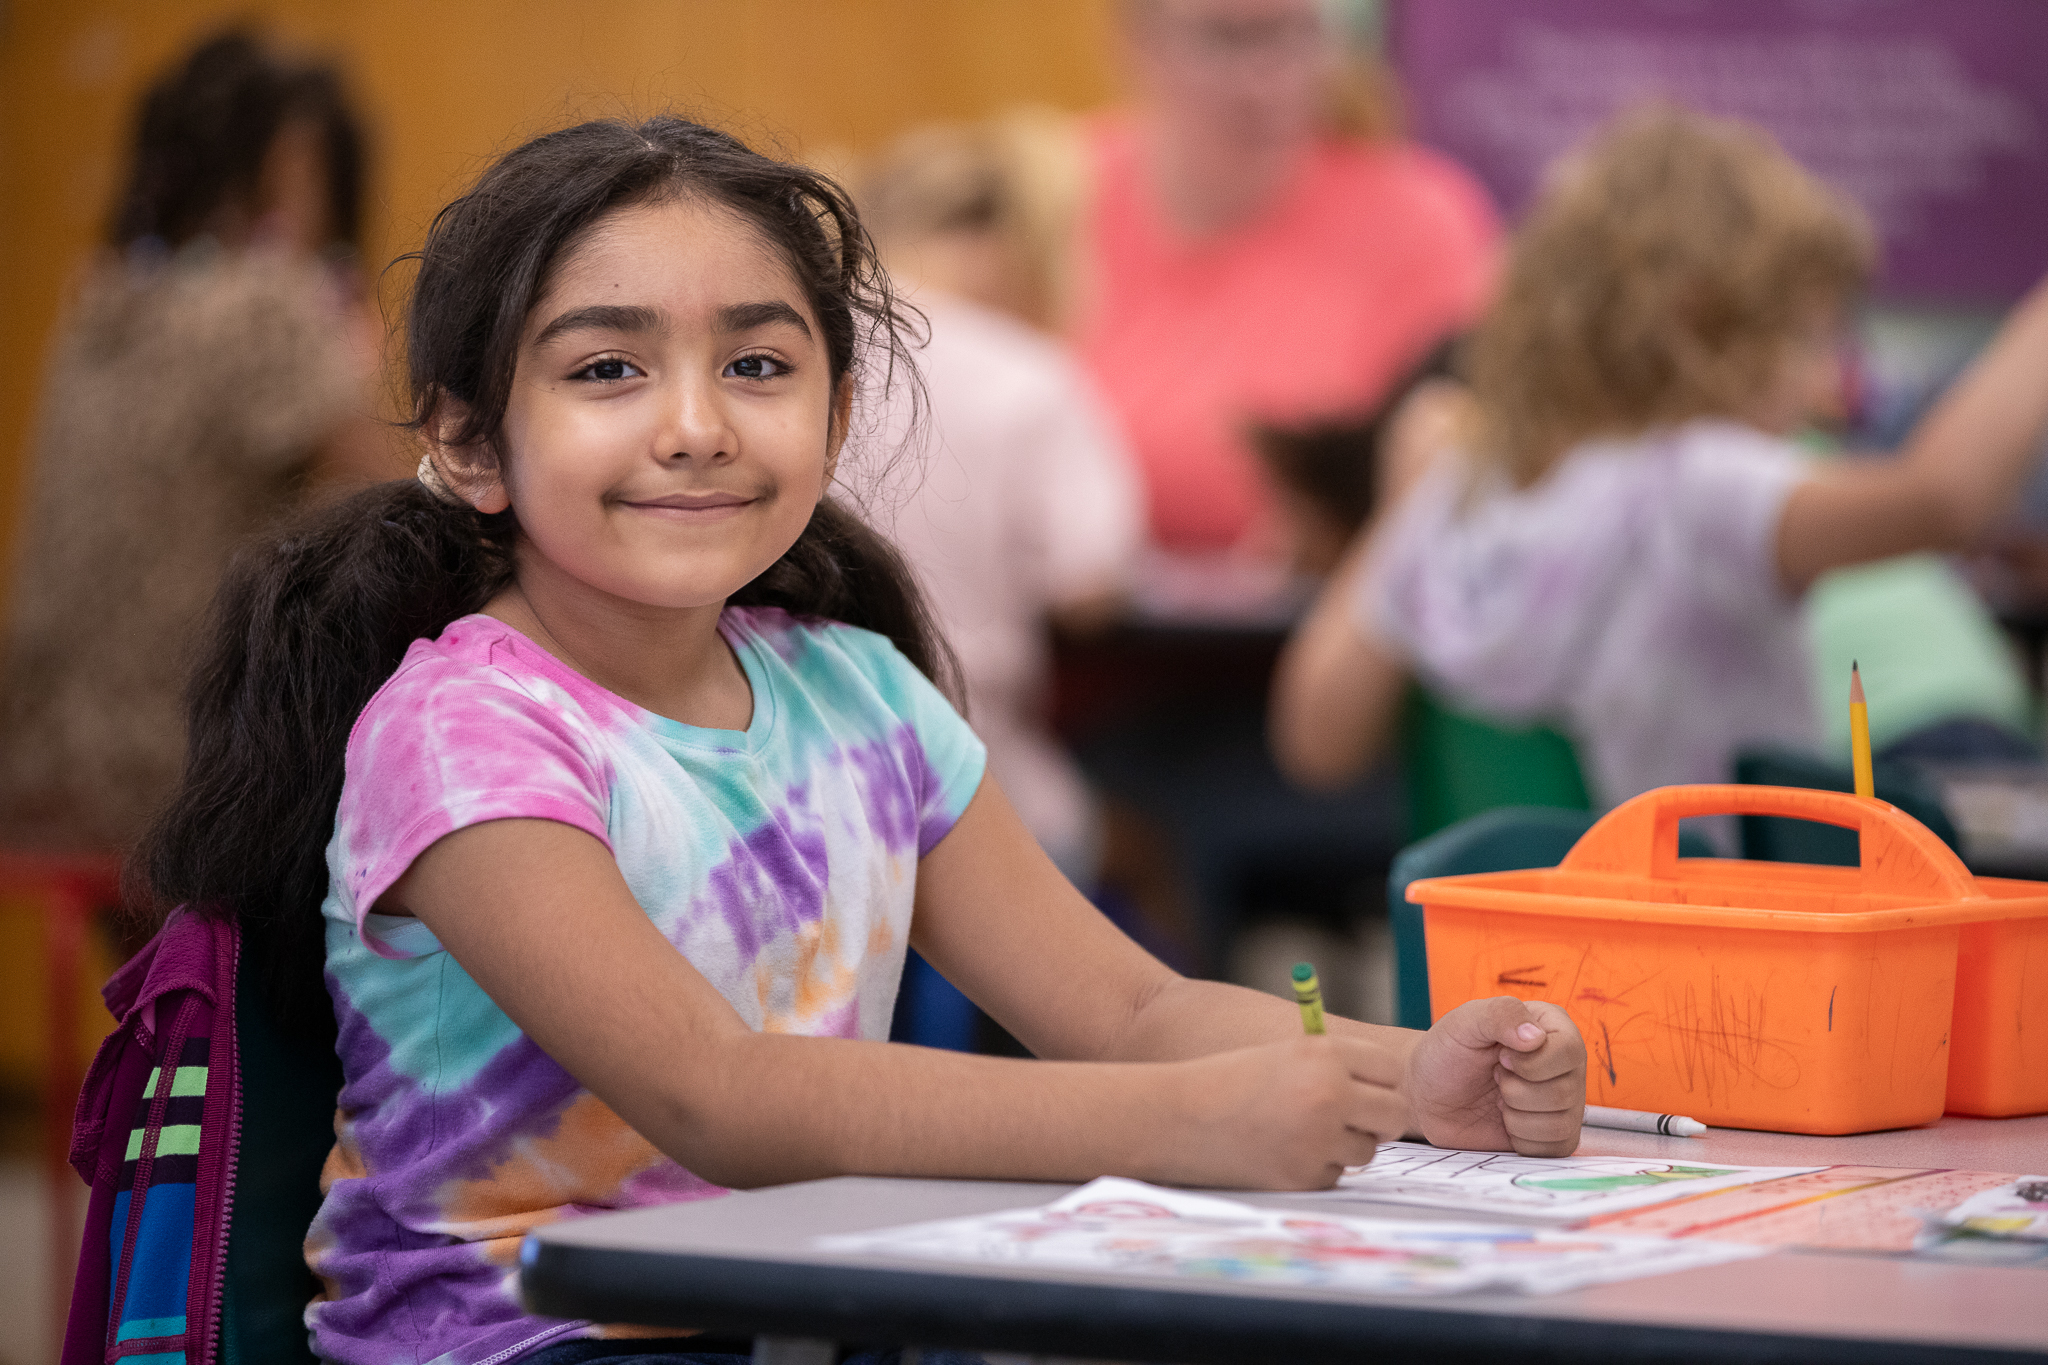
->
4, 2, 2046, 1360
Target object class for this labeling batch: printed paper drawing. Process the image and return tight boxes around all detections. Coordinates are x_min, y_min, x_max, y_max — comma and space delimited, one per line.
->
1579, 1165, 2040, 1261
1940, 1177, 2048, 1241
817, 1177, 1767, 1297
1306, 1142, 1824, 1221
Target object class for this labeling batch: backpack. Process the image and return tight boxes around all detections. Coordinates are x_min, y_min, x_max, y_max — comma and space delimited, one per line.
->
65, 909, 342, 1365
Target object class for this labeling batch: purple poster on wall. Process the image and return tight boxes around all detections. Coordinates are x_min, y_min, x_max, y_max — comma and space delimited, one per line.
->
1390, 0, 2048, 304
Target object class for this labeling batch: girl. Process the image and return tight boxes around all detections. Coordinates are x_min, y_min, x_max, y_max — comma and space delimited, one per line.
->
1274, 108, 2048, 809
135, 116, 1584, 1365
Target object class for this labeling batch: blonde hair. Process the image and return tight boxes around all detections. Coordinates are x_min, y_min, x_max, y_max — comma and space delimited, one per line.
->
1468, 106, 1875, 483
856, 108, 1088, 332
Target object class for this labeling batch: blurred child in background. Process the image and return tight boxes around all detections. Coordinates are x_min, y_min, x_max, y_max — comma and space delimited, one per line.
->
858, 112, 1142, 889
1273, 108, 2048, 813
0, 28, 390, 851
858, 114, 1145, 1047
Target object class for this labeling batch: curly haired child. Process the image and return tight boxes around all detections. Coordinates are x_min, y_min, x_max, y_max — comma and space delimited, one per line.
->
1274, 106, 2048, 809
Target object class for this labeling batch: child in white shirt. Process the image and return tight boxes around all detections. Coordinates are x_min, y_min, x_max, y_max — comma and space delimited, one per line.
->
1273, 107, 2048, 808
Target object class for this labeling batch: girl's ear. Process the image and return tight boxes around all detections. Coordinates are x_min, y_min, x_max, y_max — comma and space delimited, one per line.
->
823, 374, 855, 483
424, 394, 512, 515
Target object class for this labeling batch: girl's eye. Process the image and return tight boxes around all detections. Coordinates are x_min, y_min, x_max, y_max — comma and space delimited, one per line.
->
574, 357, 642, 383
726, 354, 788, 381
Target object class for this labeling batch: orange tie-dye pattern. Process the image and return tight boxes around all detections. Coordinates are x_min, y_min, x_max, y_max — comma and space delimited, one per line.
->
423, 1092, 671, 1264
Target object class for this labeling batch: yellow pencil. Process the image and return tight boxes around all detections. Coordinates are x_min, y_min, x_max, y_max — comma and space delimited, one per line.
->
1850, 661, 1874, 800
1291, 962, 1326, 1035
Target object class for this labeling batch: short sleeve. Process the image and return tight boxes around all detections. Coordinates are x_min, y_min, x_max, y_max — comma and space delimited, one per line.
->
1359, 453, 1644, 720
826, 627, 988, 856
900, 657, 987, 856
1666, 423, 1808, 614
331, 656, 614, 957
1390, 146, 1505, 330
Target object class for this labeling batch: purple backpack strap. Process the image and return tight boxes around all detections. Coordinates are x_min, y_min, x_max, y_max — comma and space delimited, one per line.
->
64, 911, 241, 1365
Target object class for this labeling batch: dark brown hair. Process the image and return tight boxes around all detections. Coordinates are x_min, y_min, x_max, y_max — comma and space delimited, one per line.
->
132, 115, 949, 1039
1249, 338, 1463, 537
109, 27, 365, 252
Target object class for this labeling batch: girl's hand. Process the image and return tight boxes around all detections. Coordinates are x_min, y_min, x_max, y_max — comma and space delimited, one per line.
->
1403, 997, 1585, 1156
1163, 1035, 1410, 1190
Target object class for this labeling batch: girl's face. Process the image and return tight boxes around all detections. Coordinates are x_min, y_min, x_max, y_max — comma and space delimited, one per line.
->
482, 196, 846, 613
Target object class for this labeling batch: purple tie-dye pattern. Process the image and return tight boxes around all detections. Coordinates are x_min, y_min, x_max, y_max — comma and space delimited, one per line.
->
307, 607, 985, 1365
703, 792, 834, 965
845, 728, 927, 856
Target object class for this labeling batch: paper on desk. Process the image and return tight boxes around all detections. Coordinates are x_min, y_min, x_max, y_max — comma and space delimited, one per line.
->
1940, 1177, 2048, 1240
817, 1177, 1768, 1296
1291, 1142, 1827, 1222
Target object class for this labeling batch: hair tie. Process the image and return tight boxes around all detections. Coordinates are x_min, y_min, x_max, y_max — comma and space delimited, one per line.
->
416, 453, 468, 507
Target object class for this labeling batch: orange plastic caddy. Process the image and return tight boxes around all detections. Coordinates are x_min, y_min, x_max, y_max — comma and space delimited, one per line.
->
1409, 785, 2048, 1133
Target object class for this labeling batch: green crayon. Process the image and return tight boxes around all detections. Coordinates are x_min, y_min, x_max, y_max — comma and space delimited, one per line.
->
1291, 961, 1326, 1036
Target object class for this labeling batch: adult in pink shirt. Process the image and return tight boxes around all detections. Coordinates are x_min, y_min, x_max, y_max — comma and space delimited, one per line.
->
1080, 0, 1501, 556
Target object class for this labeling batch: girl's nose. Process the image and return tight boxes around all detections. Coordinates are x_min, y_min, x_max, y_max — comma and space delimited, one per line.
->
659, 375, 737, 462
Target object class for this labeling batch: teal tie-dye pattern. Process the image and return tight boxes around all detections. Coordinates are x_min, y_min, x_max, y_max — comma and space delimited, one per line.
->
306, 607, 985, 1365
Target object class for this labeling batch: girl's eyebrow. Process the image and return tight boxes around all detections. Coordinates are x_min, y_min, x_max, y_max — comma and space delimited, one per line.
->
531, 300, 811, 345
534, 304, 662, 346
717, 300, 811, 338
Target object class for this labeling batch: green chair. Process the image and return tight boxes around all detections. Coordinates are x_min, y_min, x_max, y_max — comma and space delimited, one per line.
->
221, 951, 345, 1364
1391, 691, 1597, 1029
1387, 807, 1717, 1029
1733, 746, 1960, 865
1401, 688, 1591, 841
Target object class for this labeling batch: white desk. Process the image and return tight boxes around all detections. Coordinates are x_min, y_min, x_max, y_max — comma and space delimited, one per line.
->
521, 1115, 2048, 1364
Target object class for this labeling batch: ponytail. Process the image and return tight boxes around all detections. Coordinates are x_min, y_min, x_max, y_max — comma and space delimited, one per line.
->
130, 482, 512, 1040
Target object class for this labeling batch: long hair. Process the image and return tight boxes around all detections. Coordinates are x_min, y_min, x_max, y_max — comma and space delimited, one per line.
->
108, 27, 365, 252
1467, 106, 1874, 484
132, 115, 948, 1039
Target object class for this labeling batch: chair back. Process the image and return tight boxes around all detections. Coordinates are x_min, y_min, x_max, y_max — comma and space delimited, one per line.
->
222, 949, 343, 1364
1400, 689, 1590, 841
1733, 746, 1960, 865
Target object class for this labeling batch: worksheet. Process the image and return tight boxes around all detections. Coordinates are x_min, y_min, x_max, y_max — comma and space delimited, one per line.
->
1940, 1177, 2048, 1240
817, 1177, 1769, 1297
1297, 1142, 1826, 1221
1586, 1164, 2022, 1254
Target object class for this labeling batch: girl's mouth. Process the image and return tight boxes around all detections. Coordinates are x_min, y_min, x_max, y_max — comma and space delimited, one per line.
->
621, 491, 758, 521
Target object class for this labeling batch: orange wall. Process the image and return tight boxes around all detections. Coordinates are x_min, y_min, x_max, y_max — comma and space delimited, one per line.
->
0, 0, 1119, 601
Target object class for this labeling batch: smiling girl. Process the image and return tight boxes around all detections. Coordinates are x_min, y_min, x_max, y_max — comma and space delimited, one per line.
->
134, 117, 1585, 1365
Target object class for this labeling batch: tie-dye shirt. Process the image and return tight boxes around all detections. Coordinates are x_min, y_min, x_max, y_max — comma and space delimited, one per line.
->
306, 607, 985, 1365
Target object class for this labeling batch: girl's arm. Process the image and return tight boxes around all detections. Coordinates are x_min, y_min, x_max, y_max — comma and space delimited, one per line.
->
394, 782, 1582, 1194
912, 780, 1584, 1157
1777, 274, 2048, 591
394, 810, 1411, 1192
